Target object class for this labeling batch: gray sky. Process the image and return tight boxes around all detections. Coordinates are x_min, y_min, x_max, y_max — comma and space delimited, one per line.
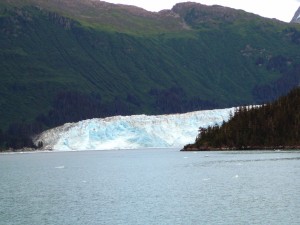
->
104, 0, 300, 22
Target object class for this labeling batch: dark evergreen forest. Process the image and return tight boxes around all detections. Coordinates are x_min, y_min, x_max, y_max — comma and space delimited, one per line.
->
184, 88, 300, 150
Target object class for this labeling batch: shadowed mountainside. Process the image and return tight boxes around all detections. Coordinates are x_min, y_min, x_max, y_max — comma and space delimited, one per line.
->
183, 88, 300, 151
1, 0, 300, 149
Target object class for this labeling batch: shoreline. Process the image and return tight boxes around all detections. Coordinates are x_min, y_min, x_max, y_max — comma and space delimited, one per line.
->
1, 146, 300, 153
0, 147, 47, 153
181, 145, 300, 151
0, 147, 182, 153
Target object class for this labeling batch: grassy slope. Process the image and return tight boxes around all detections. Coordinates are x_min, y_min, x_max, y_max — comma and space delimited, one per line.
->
0, 1, 300, 128
0, 0, 187, 34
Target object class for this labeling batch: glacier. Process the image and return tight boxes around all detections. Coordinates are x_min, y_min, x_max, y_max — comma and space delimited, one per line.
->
34, 108, 235, 151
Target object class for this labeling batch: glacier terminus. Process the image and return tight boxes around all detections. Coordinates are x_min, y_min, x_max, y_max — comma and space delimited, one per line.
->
34, 108, 235, 151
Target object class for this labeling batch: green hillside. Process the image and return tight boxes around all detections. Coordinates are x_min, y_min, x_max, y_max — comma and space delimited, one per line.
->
0, 0, 300, 149
183, 88, 300, 150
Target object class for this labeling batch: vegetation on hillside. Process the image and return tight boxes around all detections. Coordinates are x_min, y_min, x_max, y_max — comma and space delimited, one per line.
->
0, 0, 188, 34
183, 88, 300, 150
1, 1, 300, 150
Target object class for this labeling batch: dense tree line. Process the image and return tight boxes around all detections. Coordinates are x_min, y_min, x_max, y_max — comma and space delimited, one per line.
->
35, 91, 134, 128
0, 122, 43, 150
184, 88, 300, 150
150, 87, 219, 114
253, 58, 300, 103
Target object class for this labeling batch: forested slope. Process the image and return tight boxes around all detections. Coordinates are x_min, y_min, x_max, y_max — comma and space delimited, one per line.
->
183, 88, 300, 150
1, 0, 300, 149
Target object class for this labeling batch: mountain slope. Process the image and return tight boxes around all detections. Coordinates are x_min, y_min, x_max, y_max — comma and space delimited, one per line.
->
0, 0, 300, 140
183, 88, 300, 150
0, 0, 188, 34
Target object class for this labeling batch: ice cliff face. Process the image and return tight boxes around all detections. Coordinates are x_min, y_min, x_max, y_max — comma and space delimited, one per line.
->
34, 108, 235, 151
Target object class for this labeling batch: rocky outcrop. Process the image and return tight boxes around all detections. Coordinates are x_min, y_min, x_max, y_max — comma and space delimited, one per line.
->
171, 2, 254, 27
291, 7, 300, 23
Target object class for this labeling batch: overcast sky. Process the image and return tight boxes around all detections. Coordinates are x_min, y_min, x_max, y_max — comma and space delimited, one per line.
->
104, 0, 300, 22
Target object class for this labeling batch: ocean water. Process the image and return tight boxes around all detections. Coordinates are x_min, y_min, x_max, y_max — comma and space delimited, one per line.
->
0, 149, 299, 225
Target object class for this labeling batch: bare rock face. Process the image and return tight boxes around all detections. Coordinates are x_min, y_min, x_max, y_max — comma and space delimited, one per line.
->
291, 7, 300, 23
171, 2, 253, 27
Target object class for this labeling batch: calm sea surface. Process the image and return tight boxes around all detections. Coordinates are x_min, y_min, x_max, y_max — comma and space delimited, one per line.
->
0, 149, 299, 225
